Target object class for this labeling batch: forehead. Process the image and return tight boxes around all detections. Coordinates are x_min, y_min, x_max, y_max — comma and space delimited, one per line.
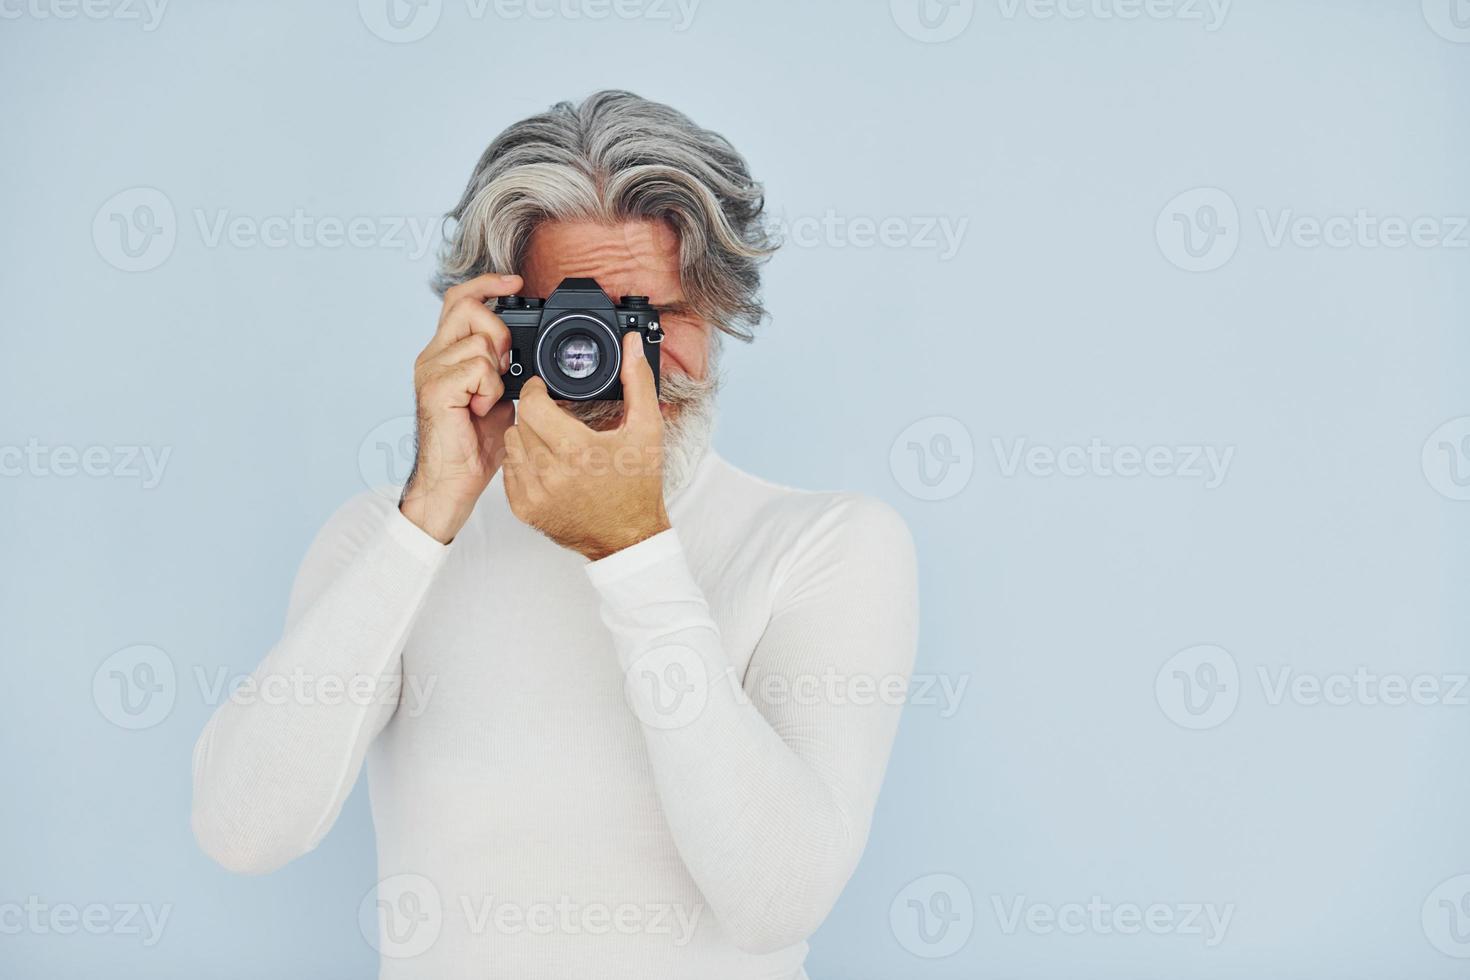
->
521, 219, 684, 303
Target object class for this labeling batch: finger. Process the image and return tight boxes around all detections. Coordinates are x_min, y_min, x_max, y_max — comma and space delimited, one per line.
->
501, 445, 522, 504
426, 356, 501, 413
429, 335, 511, 415
474, 398, 516, 454
427, 297, 513, 364
502, 426, 545, 501
618, 332, 662, 435
516, 376, 591, 444
501, 427, 526, 507
441, 272, 524, 310
432, 333, 502, 373
511, 410, 558, 483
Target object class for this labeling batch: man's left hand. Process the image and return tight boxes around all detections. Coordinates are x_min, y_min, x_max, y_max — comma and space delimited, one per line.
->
503, 332, 671, 561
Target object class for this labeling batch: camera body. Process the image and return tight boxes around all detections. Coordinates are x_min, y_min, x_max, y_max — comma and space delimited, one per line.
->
494, 277, 662, 402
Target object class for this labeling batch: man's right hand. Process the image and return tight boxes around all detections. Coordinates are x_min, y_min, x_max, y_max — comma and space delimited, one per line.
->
400, 273, 523, 544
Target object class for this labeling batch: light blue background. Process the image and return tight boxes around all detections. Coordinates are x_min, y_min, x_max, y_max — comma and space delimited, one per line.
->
2, 0, 1468, 976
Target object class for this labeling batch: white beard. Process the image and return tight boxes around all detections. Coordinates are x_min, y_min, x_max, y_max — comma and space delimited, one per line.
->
657, 373, 717, 499
560, 350, 720, 500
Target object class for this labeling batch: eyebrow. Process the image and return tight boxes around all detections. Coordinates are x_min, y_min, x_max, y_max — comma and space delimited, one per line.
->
653, 301, 693, 316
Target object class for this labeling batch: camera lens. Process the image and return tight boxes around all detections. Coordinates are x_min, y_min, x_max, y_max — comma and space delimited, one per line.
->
554, 335, 599, 379
536, 313, 620, 400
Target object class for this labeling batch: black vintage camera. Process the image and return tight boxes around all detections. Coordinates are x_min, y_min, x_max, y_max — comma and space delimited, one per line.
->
494, 278, 662, 401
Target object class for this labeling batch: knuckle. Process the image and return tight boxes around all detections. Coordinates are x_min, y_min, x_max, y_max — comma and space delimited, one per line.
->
442, 290, 471, 314
450, 296, 478, 318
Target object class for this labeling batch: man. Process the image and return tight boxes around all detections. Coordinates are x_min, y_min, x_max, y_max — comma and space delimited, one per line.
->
191, 90, 919, 979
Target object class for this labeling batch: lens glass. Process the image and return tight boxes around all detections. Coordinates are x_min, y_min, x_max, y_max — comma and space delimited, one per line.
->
555, 335, 600, 380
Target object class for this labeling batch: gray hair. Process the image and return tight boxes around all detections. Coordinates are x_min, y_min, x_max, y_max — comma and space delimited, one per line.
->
433, 90, 778, 341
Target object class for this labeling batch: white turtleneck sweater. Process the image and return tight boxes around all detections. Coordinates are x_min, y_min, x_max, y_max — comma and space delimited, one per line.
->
190, 451, 918, 979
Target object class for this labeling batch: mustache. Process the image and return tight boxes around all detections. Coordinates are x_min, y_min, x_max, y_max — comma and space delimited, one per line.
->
560, 366, 719, 430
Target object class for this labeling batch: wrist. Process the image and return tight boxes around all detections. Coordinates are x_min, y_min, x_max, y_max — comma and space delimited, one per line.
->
581, 512, 671, 562
399, 482, 472, 545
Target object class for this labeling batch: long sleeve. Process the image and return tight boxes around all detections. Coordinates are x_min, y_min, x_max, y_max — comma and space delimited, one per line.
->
584, 494, 919, 954
190, 493, 449, 874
